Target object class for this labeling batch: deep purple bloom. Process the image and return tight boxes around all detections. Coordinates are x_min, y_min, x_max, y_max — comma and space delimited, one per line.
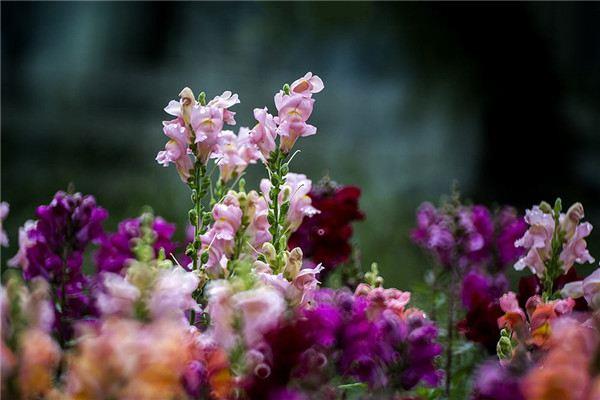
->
289, 184, 364, 275
95, 216, 178, 274
496, 207, 528, 268
10, 191, 108, 339
458, 270, 508, 353
471, 361, 525, 400
182, 360, 208, 399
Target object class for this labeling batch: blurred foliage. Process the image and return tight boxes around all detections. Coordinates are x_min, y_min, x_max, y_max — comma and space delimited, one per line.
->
2, 2, 599, 289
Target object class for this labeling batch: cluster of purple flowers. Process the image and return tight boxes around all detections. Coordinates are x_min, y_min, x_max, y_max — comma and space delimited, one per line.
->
8, 191, 108, 339
244, 286, 442, 399
411, 203, 527, 272
95, 216, 178, 274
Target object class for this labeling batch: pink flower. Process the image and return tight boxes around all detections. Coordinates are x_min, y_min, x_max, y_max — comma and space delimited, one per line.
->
246, 191, 272, 248
207, 91, 240, 125
498, 292, 526, 329
96, 272, 140, 317
290, 72, 324, 97
0, 201, 8, 247
249, 107, 278, 159
559, 222, 594, 273
200, 194, 243, 277
232, 286, 286, 347
190, 105, 224, 162
583, 268, 600, 309
206, 280, 236, 350
149, 267, 200, 321
165, 87, 196, 125
212, 128, 261, 182
274, 91, 315, 123
514, 206, 556, 277
8, 220, 37, 271
284, 173, 320, 232
260, 173, 319, 233
156, 122, 193, 182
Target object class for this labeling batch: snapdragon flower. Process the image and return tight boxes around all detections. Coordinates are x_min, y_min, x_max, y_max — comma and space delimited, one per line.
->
249, 107, 278, 159
514, 202, 594, 278
561, 267, 600, 309
212, 128, 261, 182
260, 172, 319, 233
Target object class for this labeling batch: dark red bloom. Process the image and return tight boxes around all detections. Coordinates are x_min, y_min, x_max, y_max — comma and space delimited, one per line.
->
288, 184, 364, 274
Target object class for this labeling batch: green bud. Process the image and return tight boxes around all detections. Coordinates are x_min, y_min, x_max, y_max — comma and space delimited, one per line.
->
200, 251, 209, 265
496, 335, 513, 359
280, 163, 289, 176
282, 83, 290, 95
202, 212, 212, 226
539, 201, 552, 213
198, 91, 206, 106
554, 198, 562, 214
238, 178, 246, 192
267, 211, 275, 225
280, 201, 290, 216
189, 209, 198, 225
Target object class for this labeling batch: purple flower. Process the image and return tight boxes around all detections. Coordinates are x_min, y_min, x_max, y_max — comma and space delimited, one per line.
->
8, 191, 108, 339
411, 202, 455, 267
471, 361, 525, 400
95, 216, 178, 274
496, 208, 527, 267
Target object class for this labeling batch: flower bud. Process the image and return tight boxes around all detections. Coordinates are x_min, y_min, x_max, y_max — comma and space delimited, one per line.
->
283, 247, 303, 279
261, 242, 277, 263
179, 87, 195, 124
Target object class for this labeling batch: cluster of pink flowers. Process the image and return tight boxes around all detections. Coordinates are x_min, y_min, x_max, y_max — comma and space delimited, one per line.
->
514, 202, 594, 277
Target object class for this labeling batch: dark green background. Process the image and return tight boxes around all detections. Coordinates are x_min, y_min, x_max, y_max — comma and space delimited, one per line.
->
2, 2, 600, 288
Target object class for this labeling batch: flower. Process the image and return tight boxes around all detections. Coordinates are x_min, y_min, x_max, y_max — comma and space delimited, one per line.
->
496, 208, 528, 267
0, 201, 9, 247
457, 270, 508, 353
232, 286, 286, 347
95, 215, 178, 274
472, 361, 525, 400
148, 266, 200, 321
290, 72, 325, 97
514, 203, 594, 278
199, 194, 243, 277
212, 128, 261, 182
96, 272, 140, 317
156, 121, 193, 182
249, 107, 278, 159
497, 292, 527, 329
411, 202, 455, 267
288, 184, 364, 275
208, 90, 240, 125
561, 267, 600, 309
7, 192, 107, 339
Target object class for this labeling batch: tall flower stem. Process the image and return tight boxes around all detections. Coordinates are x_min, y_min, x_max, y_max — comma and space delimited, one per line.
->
267, 148, 289, 272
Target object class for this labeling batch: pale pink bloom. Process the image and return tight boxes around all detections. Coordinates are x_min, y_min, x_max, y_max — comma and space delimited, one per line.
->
208, 194, 243, 241
514, 206, 556, 277
559, 222, 594, 273
284, 173, 319, 232
290, 72, 324, 97
206, 280, 236, 349
249, 107, 278, 159
552, 297, 575, 315
232, 286, 286, 347
156, 122, 193, 182
17, 329, 61, 398
247, 191, 272, 248
563, 268, 600, 310
0, 201, 8, 247
212, 128, 261, 182
260, 173, 319, 233
149, 267, 200, 321
292, 263, 324, 292
208, 91, 240, 125
277, 119, 317, 153
8, 220, 37, 271
274, 92, 314, 123
583, 268, 600, 309
164, 87, 196, 124
96, 273, 140, 317
190, 105, 224, 162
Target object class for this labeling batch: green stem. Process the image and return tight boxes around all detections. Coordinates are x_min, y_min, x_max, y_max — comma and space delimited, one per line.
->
267, 149, 288, 272
445, 271, 456, 399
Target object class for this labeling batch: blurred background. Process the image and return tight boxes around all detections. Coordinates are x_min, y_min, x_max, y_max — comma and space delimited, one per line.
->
2, 2, 600, 288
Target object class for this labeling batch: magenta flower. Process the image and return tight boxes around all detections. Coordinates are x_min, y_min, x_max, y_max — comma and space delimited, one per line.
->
95, 216, 178, 274
411, 202, 455, 266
